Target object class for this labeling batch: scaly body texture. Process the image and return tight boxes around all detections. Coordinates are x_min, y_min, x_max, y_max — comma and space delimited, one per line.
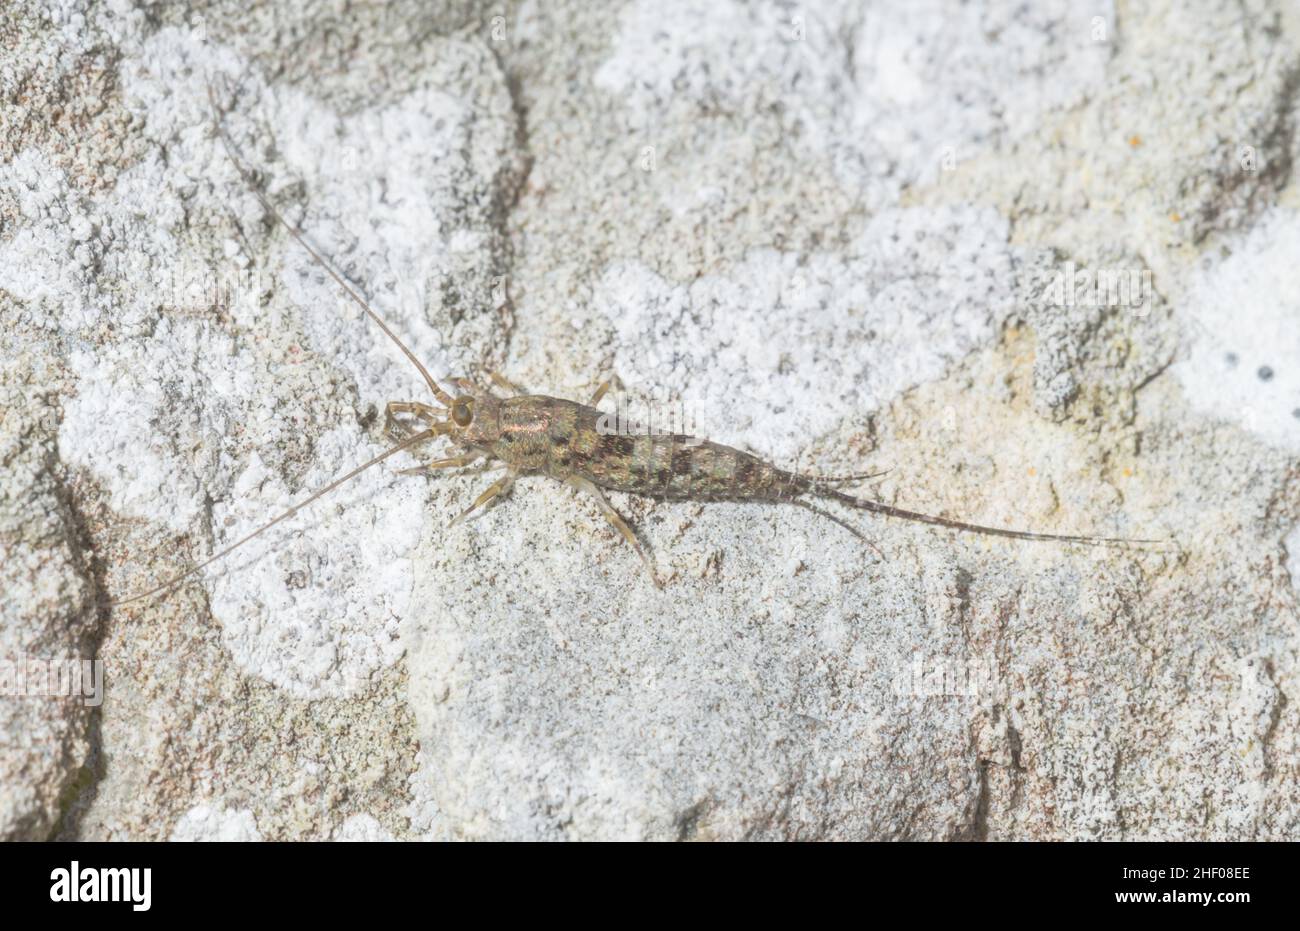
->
491, 396, 800, 501
438, 383, 1148, 576
112, 82, 1156, 605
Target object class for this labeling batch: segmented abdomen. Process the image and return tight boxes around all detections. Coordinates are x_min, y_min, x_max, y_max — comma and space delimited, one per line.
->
528, 397, 805, 501
622, 435, 803, 500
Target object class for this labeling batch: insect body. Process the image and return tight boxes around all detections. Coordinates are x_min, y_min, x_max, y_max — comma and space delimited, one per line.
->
453, 391, 808, 505
394, 387, 875, 586
113, 81, 1154, 606
394, 379, 1150, 590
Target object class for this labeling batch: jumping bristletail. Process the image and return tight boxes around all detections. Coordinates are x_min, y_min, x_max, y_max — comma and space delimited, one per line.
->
113, 78, 1159, 606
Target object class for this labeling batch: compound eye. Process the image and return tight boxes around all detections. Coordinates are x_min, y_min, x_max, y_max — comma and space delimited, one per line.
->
451, 398, 474, 427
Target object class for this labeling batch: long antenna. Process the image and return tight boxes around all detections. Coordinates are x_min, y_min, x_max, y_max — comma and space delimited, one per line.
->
114, 427, 439, 606
206, 78, 454, 407
113, 82, 463, 607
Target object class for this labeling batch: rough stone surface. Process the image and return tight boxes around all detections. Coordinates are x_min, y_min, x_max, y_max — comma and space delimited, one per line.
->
0, 379, 97, 840
2, 0, 1299, 840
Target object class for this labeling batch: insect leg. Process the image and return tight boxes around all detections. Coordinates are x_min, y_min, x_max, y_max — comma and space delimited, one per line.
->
397, 451, 483, 476
487, 370, 522, 396
385, 401, 443, 440
568, 476, 662, 589
588, 380, 613, 406
450, 469, 517, 526
386, 401, 443, 422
